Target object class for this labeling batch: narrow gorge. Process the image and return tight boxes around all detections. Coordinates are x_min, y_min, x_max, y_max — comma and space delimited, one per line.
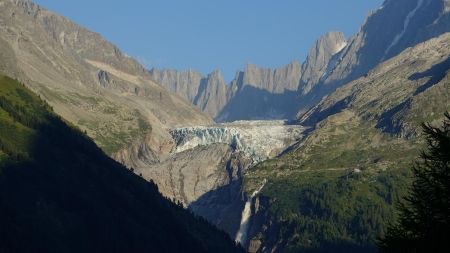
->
136, 121, 305, 239
236, 179, 267, 248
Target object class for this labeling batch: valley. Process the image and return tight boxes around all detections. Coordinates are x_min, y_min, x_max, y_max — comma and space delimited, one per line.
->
136, 120, 305, 238
1, 0, 449, 252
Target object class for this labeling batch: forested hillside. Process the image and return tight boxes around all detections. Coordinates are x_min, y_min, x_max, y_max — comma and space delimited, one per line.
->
0, 75, 243, 253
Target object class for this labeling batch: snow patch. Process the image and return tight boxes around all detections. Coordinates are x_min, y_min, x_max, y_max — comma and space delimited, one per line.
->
333, 41, 348, 55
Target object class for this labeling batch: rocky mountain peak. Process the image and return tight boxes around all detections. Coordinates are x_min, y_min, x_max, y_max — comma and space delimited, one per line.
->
240, 60, 302, 94
323, 0, 450, 86
208, 69, 223, 78
317, 31, 347, 55
194, 69, 227, 118
141, 0, 450, 124
149, 68, 203, 102
7, 0, 40, 18
299, 31, 347, 94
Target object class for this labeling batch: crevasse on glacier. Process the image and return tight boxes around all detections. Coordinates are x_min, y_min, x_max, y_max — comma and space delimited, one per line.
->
170, 121, 305, 162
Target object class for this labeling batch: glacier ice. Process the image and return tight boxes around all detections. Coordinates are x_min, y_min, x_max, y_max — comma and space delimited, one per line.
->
170, 120, 305, 162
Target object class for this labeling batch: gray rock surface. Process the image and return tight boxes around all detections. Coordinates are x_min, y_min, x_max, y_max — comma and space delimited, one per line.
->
0, 0, 212, 166
137, 120, 305, 237
194, 70, 228, 118
238, 61, 302, 94
299, 32, 347, 94
149, 68, 228, 118
299, 33, 450, 137
321, 0, 450, 88
152, 0, 450, 123
148, 68, 203, 103
137, 144, 251, 236
152, 32, 346, 122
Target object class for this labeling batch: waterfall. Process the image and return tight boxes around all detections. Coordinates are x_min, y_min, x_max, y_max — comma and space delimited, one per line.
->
235, 179, 267, 247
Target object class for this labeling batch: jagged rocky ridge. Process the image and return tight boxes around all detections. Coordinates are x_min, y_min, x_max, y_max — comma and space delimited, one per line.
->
151, 32, 346, 121
242, 33, 450, 253
152, 0, 450, 122
2, 1, 450, 252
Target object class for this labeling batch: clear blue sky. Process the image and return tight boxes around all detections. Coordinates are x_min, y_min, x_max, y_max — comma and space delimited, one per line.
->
34, 0, 383, 81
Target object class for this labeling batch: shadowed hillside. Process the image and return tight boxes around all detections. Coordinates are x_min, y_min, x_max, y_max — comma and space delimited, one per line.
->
0, 75, 244, 253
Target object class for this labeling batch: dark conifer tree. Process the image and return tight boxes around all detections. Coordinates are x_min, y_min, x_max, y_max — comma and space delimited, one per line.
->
379, 113, 450, 253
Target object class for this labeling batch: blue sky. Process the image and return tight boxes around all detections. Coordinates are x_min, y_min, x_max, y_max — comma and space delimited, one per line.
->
34, 0, 383, 81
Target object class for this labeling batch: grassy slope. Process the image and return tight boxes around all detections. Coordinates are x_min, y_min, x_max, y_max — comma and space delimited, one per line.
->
245, 111, 417, 252
0, 75, 243, 253
242, 37, 450, 252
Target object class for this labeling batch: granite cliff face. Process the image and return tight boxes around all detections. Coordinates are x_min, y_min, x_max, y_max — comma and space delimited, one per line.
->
152, 0, 450, 122
149, 68, 228, 118
320, 0, 450, 88
236, 61, 302, 94
152, 32, 347, 122
299, 32, 347, 95
148, 68, 203, 102
194, 70, 228, 118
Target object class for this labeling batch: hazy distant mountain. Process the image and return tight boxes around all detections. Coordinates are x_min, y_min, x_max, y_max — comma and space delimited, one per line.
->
299, 32, 347, 95
152, 32, 346, 121
152, 0, 450, 122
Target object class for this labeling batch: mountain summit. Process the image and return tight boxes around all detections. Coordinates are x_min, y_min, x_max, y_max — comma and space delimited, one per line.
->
152, 0, 450, 122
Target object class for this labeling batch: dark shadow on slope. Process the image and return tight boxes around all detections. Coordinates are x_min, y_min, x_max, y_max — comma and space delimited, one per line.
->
299, 95, 354, 127
376, 99, 412, 135
409, 57, 450, 95
0, 77, 244, 253
188, 180, 245, 239
289, 243, 378, 253
193, 77, 208, 106
216, 86, 301, 122
376, 57, 450, 135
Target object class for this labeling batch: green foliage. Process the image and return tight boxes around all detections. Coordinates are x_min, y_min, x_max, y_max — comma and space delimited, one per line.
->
244, 112, 419, 252
0, 75, 244, 253
263, 169, 410, 253
379, 113, 450, 253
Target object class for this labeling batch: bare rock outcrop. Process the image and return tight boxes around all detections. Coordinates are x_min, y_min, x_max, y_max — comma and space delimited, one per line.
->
149, 68, 228, 118
299, 31, 347, 94
0, 0, 212, 166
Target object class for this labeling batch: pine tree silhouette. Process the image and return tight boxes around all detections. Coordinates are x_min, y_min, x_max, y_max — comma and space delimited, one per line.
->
379, 113, 450, 253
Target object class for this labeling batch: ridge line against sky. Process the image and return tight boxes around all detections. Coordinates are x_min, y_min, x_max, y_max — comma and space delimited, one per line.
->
33, 0, 384, 82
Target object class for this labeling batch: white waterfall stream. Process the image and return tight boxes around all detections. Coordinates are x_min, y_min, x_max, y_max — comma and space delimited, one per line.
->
235, 179, 267, 247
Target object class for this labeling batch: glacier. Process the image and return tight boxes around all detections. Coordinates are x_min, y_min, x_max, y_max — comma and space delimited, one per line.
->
170, 120, 305, 162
